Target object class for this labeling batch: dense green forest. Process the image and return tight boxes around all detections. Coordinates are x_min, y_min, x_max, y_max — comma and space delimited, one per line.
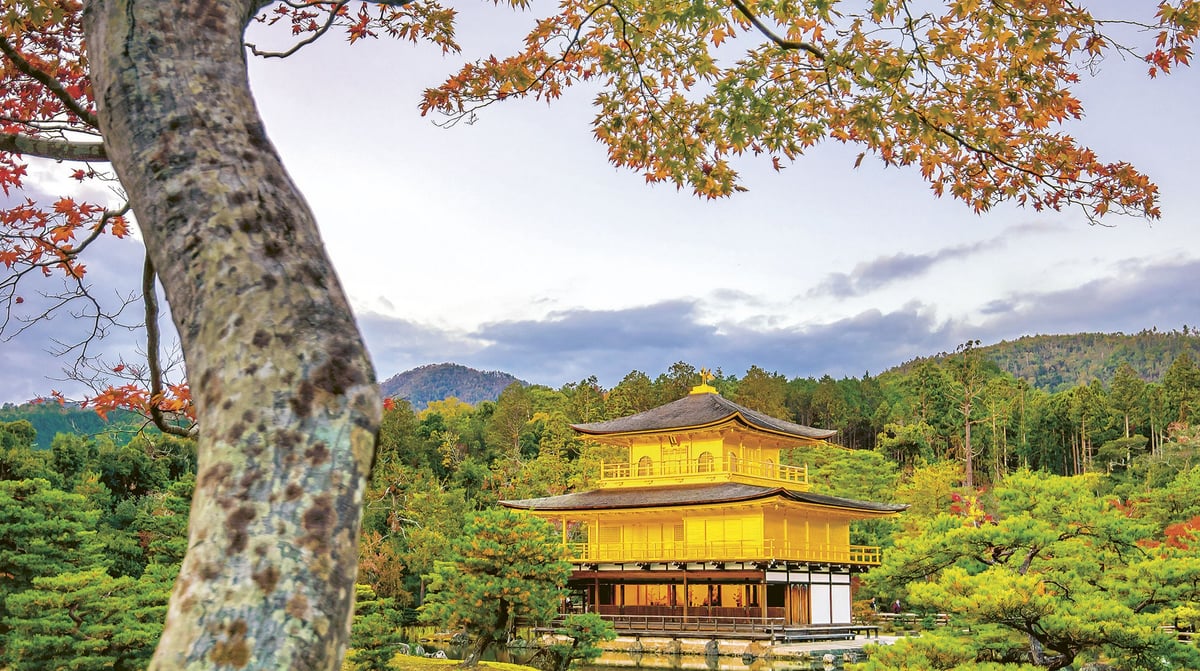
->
4, 340, 1200, 669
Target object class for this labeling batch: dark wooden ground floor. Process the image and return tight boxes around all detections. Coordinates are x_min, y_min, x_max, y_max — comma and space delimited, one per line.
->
567, 565, 858, 627
540, 611, 878, 642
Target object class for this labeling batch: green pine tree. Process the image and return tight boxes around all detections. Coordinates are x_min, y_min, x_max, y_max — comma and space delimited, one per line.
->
419, 508, 571, 666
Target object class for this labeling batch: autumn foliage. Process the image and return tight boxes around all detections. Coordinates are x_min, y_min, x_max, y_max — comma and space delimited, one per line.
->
421, 0, 1199, 217
1, 3, 109, 287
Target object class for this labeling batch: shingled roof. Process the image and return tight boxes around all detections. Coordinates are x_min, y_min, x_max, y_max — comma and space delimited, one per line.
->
502, 482, 906, 514
572, 390, 837, 440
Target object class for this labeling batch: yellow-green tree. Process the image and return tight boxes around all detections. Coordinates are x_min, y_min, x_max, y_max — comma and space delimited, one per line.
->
733, 366, 790, 418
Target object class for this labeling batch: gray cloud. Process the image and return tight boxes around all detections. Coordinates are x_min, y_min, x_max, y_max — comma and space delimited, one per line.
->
354, 299, 955, 387
809, 240, 992, 299
9, 250, 1199, 404
971, 256, 1200, 340
465, 301, 719, 384
355, 312, 485, 382
355, 255, 1200, 390
804, 222, 1067, 301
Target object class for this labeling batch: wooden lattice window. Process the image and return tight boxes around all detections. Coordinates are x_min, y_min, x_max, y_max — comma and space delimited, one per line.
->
697, 451, 714, 472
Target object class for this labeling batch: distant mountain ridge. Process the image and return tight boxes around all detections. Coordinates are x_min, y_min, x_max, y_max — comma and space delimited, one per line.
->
385, 332, 1200, 409
380, 363, 524, 409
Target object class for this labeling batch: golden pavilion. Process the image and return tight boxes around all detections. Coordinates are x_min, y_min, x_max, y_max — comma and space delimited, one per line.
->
501, 377, 904, 636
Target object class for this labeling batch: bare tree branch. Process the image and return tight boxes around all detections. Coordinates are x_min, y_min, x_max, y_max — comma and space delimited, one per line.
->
247, 0, 350, 58
143, 254, 195, 438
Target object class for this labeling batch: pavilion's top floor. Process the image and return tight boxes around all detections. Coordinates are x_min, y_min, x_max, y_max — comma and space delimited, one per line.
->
574, 383, 836, 491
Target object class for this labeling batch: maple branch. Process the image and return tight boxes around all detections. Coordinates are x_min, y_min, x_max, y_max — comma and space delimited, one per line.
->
63, 202, 132, 257
907, 106, 1116, 223
247, 0, 350, 58
0, 115, 98, 135
0, 35, 98, 128
431, 1, 657, 130
0, 131, 107, 162
143, 255, 195, 438
727, 0, 825, 60
609, 4, 658, 110
246, 0, 420, 57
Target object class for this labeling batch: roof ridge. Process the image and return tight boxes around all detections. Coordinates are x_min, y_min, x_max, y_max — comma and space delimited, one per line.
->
573, 390, 836, 440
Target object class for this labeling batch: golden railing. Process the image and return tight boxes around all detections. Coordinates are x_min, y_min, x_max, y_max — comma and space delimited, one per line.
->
564, 540, 881, 565
598, 457, 807, 487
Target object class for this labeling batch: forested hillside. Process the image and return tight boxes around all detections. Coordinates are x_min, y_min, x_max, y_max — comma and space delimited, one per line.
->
976, 329, 1200, 392
380, 363, 524, 409
0, 402, 145, 450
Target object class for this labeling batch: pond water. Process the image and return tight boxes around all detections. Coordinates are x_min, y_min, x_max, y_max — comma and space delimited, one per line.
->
416, 642, 856, 671
574, 649, 857, 671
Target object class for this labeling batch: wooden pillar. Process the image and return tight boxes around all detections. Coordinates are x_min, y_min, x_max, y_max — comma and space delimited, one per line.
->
682, 570, 688, 623
760, 577, 768, 623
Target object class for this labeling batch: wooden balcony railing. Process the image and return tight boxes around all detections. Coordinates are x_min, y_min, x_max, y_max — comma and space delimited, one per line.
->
598, 457, 807, 488
564, 539, 881, 565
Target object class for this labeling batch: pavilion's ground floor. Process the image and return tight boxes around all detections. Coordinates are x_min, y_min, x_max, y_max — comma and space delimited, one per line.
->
566, 560, 866, 630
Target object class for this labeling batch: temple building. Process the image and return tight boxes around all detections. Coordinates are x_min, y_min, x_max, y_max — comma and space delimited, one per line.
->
501, 375, 904, 635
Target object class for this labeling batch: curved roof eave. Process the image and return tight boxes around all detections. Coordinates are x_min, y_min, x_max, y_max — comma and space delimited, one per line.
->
501, 482, 907, 515
571, 392, 837, 441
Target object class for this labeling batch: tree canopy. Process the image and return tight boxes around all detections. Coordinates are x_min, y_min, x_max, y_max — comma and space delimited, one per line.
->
863, 469, 1200, 670
419, 508, 572, 666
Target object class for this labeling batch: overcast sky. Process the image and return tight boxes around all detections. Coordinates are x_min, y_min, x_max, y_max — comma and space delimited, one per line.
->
4, 4, 1199, 404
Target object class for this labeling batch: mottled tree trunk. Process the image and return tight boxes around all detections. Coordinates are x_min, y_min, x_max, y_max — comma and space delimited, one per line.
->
84, 2, 379, 669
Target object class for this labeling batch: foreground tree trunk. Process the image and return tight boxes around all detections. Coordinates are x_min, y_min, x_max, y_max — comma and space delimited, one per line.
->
84, 2, 380, 668
463, 631, 495, 668
463, 601, 510, 668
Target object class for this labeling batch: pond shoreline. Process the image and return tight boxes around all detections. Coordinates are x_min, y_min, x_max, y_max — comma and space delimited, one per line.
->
410, 627, 900, 670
